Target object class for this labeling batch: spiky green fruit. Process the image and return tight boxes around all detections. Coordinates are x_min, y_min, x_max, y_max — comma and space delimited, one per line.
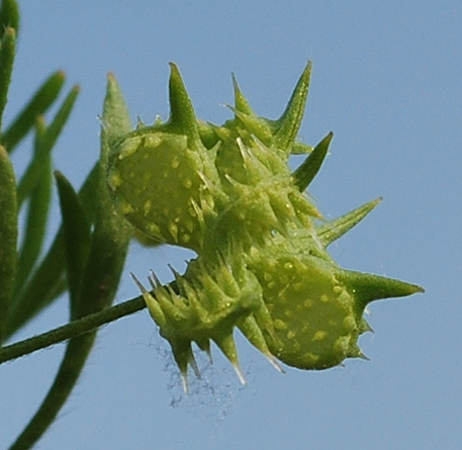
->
106, 62, 423, 391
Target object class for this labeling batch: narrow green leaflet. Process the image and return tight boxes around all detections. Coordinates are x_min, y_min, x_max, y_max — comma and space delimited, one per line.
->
16, 85, 79, 207
0, 27, 16, 131
0, 0, 19, 38
0, 145, 17, 345
55, 171, 91, 312
9, 85, 79, 332
1, 71, 65, 153
13, 120, 52, 297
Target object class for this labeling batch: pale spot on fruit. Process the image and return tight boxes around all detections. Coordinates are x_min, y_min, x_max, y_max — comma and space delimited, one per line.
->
343, 315, 356, 332
333, 336, 349, 354
146, 222, 162, 236
119, 199, 133, 215
168, 222, 178, 242
182, 179, 193, 189
303, 299, 313, 308
337, 290, 351, 305
273, 319, 288, 330
118, 138, 142, 159
333, 285, 343, 294
183, 219, 194, 232
143, 200, 152, 215
313, 330, 327, 341
109, 171, 123, 189
303, 352, 319, 364
144, 134, 162, 148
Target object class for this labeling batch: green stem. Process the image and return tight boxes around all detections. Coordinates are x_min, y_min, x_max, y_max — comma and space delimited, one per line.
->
0, 296, 145, 365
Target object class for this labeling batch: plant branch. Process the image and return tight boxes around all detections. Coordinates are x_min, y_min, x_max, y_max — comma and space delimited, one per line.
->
0, 296, 146, 365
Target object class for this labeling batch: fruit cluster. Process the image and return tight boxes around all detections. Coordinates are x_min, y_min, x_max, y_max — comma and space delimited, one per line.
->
107, 63, 423, 391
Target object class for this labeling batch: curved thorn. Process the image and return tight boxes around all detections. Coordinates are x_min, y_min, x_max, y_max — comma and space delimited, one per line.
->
293, 132, 333, 191
274, 61, 312, 153
318, 197, 382, 247
266, 354, 285, 373
232, 73, 253, 115
130, 272, 148, 294
337, 269, 425, 310
149, 269, 162, 288
167, 63, 200, 147
233, 362, 247, 386
180, 374, 189, 394
188, 349, 201, 379
213, 332, 246, 385
358, 352, 370, 361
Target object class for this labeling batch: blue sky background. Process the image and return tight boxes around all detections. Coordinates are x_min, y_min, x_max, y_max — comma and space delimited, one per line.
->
1, 1, 461, 449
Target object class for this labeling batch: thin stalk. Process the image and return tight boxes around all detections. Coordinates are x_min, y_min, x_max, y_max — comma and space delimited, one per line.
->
0, 296, 145, 365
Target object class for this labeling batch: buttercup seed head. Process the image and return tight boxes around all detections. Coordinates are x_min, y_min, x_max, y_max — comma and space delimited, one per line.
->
107, 62, 424, 391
